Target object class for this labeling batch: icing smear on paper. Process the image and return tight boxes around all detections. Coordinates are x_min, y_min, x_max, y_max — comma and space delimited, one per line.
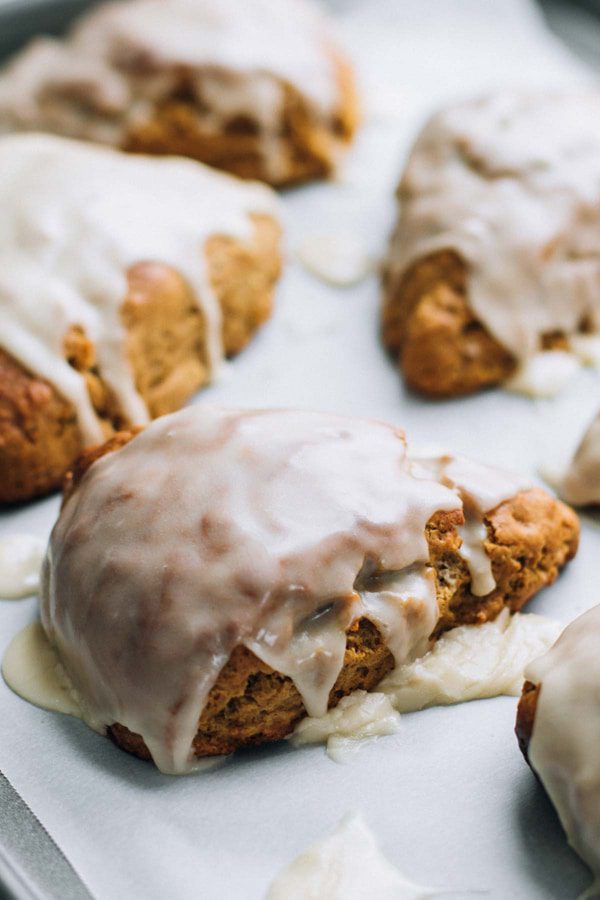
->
0, 534, 45, 599
292, 610, 561, 760
266, 813, 440, 900
297, 233, 376, 286
290, 690, 401, 761
379, 609, 561, 712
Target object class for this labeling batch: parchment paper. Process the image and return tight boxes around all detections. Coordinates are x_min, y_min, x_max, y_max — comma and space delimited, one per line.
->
0, 2, 598, 897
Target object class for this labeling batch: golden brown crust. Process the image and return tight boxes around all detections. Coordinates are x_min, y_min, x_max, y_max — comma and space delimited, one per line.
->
0, 349, 82, 504
432, 486, 579, 633
0, 214, 280, 505
123, 53, 359, 188
63, 428, 579, 760
515, 680, 539, 761
382, 250, 572, 398
110, 616, 395, 759
382, 250, 517, 398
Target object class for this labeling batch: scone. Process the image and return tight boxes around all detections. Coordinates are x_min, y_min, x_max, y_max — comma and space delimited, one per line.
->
0, 0, 359, 188
382, 93, 600, 398
558, 410, 600, 506
35, 406, 578, 773
0, 133, 281, 504
516, 605, 600, 882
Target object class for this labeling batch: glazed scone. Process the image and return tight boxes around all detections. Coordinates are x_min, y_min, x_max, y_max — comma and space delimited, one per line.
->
0, 0, 358, 188
24, 407, 578, 772
382, 93, 600, 398
558, 410, 600, 506
0, 134, 281, 504
516, 605, 600, 883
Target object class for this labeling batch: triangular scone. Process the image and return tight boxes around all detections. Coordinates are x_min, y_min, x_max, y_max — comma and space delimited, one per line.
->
516, 606, 600, 883
0, 0, 358, 187
383, 93, 600, 398
35, 407, 579, 771
0, 134, 281, 504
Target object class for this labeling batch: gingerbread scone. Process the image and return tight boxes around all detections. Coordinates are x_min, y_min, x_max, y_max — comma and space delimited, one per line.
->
558, 410, 600, 506
0, 0, 358, 188
0, 134, 281, 504
4, 407, 578, 773
383, 93, 600, 398
516, 605, 600, 883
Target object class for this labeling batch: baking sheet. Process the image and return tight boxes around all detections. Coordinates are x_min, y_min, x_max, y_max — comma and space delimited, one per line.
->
1, 1, 599, 897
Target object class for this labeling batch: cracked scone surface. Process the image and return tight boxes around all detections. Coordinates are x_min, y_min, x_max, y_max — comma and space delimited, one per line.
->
44, 409, 578, 767
0, 0, 359, 187
383, 93, 600, 397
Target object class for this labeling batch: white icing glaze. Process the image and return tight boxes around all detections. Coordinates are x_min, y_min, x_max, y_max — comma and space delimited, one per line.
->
456, 520, 495, 597
381, 609, 561, 712
3, 622, 227, 773
40, 407, 462, 774
0, 133, 276, 444
297, 234, 375, 287
2, 622, 82, 718
570, 335, 600, 368
505, 351, 580, 398
266, 813, 438, 900
560, 410, 600, 506
0, 0, 341, 182
526, 605, 600, 882
292, 610, 560, 754
386, 93, 600, 369
290, 689, 400, 761
0, 534, 46, 599
2, 622, 227, 774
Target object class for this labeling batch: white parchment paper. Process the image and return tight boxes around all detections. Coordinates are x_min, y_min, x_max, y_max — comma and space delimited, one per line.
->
1, 1, 599, 897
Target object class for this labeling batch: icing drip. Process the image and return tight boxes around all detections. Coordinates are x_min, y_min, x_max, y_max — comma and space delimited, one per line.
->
387, 93, 600, 368
526, 605, 600, 883
456, 520, 494, 598
410, 454, 529, 597
2, 622, 82, 719
0, 133, 277, 444
40, 407, 461, 774
0, 534, 46, 599
560, 410, 600, 506
0, 0, 340, 182
266, 813, 439, 900
1, 621, 229, 773
291, 690, 401, 762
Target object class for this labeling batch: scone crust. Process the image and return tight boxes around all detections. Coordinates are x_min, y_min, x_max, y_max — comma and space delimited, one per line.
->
62, 433, 579, 759
382, 250, 569, 398
382, 250, 516, 397
515, 680, 539, 761
122, 52, 359, 188
0, 213, 281, 504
